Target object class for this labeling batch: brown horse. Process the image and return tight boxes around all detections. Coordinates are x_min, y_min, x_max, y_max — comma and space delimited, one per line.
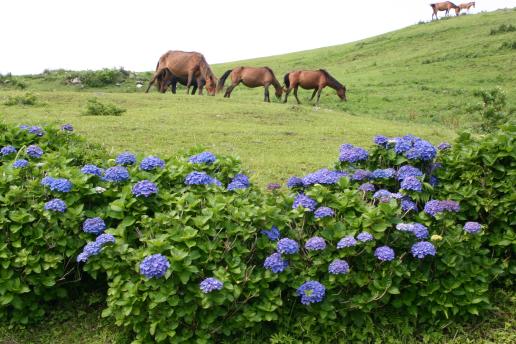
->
155, 68, 205, 94
283, 69, 347, 105
217, 67, 283, 102
458, 2, 475, 11
431, 2, 460, 20
146, 51, 217, 95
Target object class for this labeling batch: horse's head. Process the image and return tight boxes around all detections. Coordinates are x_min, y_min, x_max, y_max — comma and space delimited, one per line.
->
454, 7, 460, 16
205, 75, 217, 96
472, 2, 475, 8
337, 86, 347, 101
274, 86, 283, 99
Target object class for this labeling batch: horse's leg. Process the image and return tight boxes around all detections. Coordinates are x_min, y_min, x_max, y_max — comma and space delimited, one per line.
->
283, 87, 292, 103
224, 84, 236, 98
195, 76, 203, 96
186, 71, 194, 95
264, 85, 271, 102
171, 81, 177, 94
309, 89, 317, 101
145, 72, 160, 93
293, 86, 301, 104
315, 88, 323, 106
192, 85, 198, 95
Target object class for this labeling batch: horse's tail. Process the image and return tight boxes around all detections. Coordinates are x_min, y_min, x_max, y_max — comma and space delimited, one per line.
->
283, 72, 290, 89
430, 3, 436, 9
217, 69, 232, 93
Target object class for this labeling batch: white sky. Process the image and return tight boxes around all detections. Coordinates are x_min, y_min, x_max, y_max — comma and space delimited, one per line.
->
1, 0, 514, 75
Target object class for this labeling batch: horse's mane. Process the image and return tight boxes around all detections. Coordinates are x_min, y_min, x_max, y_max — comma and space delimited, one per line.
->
199, 55, 216, 79
319, 69, 344, 89
264, 66, 276, 77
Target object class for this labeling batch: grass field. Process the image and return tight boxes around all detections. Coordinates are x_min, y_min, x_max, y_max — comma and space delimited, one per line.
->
0, 8, 515, 343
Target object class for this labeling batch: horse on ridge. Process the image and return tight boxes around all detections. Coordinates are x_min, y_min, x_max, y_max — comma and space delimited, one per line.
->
430, 2, 461, 20
283, 69, 347, 105
217, 67, 283, 102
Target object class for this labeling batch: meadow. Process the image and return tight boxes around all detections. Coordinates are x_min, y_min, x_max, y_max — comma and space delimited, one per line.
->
0, 8, 515, 344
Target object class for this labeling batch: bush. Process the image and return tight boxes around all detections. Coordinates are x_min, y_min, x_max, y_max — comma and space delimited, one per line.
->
500, 40, 516, 49
3, 92, 37, 106
490, 24, 516, 35
472, 87, 513, 133
83, 98, 126, 116
67, 68, 130, 88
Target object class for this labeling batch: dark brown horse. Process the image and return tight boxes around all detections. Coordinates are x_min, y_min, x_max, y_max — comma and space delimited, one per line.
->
283, 69, 346, 105
155, 68, 205, 94
146, 51, 217, 95
458, 2, 475, 11
217, 67, 283, 102
431, 2, 460, 20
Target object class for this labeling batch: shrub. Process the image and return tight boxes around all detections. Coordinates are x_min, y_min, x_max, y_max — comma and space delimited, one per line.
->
472, 87, 513, 133
490, 24, 516, 35
3, 92, 37, 106
83, 98, 126, 116
67, 68, 130, 88
500, 40, 516, 49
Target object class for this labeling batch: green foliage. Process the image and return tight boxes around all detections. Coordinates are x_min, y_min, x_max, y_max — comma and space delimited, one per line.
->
83, 97, 126, 116
0, 75, 27, 90
500, 40, 516, 49
471, 87, 514, 133
69, 68, 130, 88
3, 92, 37, 106
489, 23, 516, 35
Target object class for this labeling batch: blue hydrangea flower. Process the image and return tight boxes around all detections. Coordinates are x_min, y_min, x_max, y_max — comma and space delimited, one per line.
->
184, 171, 222, 186
83, 217, 106, 234
292, 194, 317, 211
115, 152, 136, 166
314, 207, 334, 218
337, 236, 357, 248
424, 200, 460, 217
302, 169, 347, 186
400, 176, 422, 192
44, 198, 67, 212
437, 142, 451, 150
352, 169, 372, 181
374, 135, 389, 147
200, 277, 223, 293
19, 124, 30, 130
397, 165, 423, 181
140, 156, 165, 171
339, 144, 369, 163
358, 183, 375, 192
95, 233, 115, 245
357, 232, 374, 242
139, 254, 170, 279
405, 140, 437, 161
372, 168, 396, 179
189, 151, 216, 164
81, 164, 103, 176
287, 176, 304, 188
227, 174, 250, 190
396, 223, 428, 239
374, 246, 395, 261
28, 126, 45, 136
394, 136, 413, 154
26, 145, 43, 158
83, 241, 102, 256
328, 259, 350, 274
464, 221, 482, 234
12, 159, 29, 168
261, 226, 280, 241
41, 176, 54, 187
1, 145, 17, 156
103, 166, 129, 182
76, 252, 89, 263
305, 236, 326, 251
277, 238, 299, 254
373, 189, 401, 203
263, 253, 288, 273
47, 178, 73, 193
132, 180, 158, 197
401, 197, 418, 212
296, 281, 326, 305
61, 123, 74, 131
429, 176, 438, 187
411, 241, 436, 259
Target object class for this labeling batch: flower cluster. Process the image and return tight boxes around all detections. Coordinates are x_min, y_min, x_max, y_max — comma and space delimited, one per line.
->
83, 217, 106, 235
405, 139, 437, 161
132, 180, 158, 197
139, 254, 170, 279
41, 177, 73, 193
374, 135, 389, 146
267, 183, 281, 190
200, 277, 223, 293
292, 194, 317, 211
373, 189, 402, 202
397, 165, 423, 181
337, 236, 357, 248
328, 259, 349, 274
358, 182, 375, 192
61, 123, 74, 131
357, 232, 374, 242
339, 144, 368, 163
371, 168, 396, 179
13, 159, 29, 168
424, 200, 460, 217
374, 246, 395, 261
464, 221, 482, 234
264, 253, 288, 273
1, 145, 17, 156
44, 198, 67, 212
261, 226, 280, 241
305, 236, 326, 251
28, 126, 45, 136
185, 171, 222, 186
26, 145, 43, 158
396, 223, 429, 239
104, 166, 130, 182
296, 281, 326, 304
116, 152, 136, 166
140, 156, 165, 171
401, 197, 418, 212
287, 176, 304, 188
302, 169, 347, 186
437, 142, 451, 150
277, 238, 299, 254
352, 169, 372, 181
400, 176, 422, 192
227, 174, 250, 190
76, 234, 114, 262
81, 164, 103, 176
188, 151, 216, 164
314, 207, 334, 218
411, 241, 436, 259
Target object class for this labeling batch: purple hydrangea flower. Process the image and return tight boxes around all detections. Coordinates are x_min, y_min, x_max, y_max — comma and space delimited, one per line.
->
400, 176, 422, 192
357, 232, 374, 242
139, 254, 170, 279
372, 168, 396, 179
411, 241, 436, 259
132, 180, 158, 197
374, 246, 395, 261
140, 156, 165, 171
83, 241, 102, 256
264, 253, 288, 273
424, 200, 460, 217
41, 176, 54, 187
397, 165, 423, 181
328, 259, 350, 274
314, 207, 335, 218
76, 252, 89, 263
396, 223, 428, 239
394, 136, 413, 154
44, 198, 67, 212
437, 142, 451, 150
373, 189, 401, 203
95, 233, 115, 245
292, 194, 317, 211
352, 169, 372, 181
296, 281, 326, 305
401, 197, 418, 212
339, 144, 369, 163
261, 226, 280, 241
1, 145, 17, 156
12, 159, 29, 168
277, 238, 299, 254
81, 164, 103, 176
26, 145, 43, 158
305, 236, 326, 251
287, 176, 304, 188
185, 171, 222, 186
19, 124, 30, 130
429, 176, 439, 187
337, 236, 357, 248
227, 174, 250, 190
189, 151, 216, 164
83, 217, 106, 234
47, 178, 73, 193
302, 169, 347, 186
374, 135, 389, 147
28, 126, 45, 136
104, 166, 129, 182
358, 183, 375, 192
464, 221, 482, 234
267, 183, 281, 190
115, 152, 136, 166
61, 123, 74, 131
405, 140, 437, 161
200, 277, 223, 293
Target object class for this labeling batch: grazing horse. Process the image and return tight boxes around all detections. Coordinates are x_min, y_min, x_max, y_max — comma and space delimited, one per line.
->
156, 68, 205, 94
146, 51, 217, 95
430, 2, 460, 20
458, 2, 475, 12
217, 66, 283, 102
283, 69, 347, 105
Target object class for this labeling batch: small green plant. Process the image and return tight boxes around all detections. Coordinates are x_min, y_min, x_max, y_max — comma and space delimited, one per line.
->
83, 98, 126, 116
67, 68, 130, 88
500, 40, 516, 49
3, 92, 37, 106
490, 24, 516, 35
472, 87, 513, 133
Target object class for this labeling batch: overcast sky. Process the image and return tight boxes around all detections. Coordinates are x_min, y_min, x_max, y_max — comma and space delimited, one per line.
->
1, 0, 514, 75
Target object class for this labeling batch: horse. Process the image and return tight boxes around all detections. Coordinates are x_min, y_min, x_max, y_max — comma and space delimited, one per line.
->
282, 69, 347, 105
146, 51, 217, 95
458, 2, 475, 12
217, 67, 283, 102
156, 68, 205, 95
430, 2, 460, 20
